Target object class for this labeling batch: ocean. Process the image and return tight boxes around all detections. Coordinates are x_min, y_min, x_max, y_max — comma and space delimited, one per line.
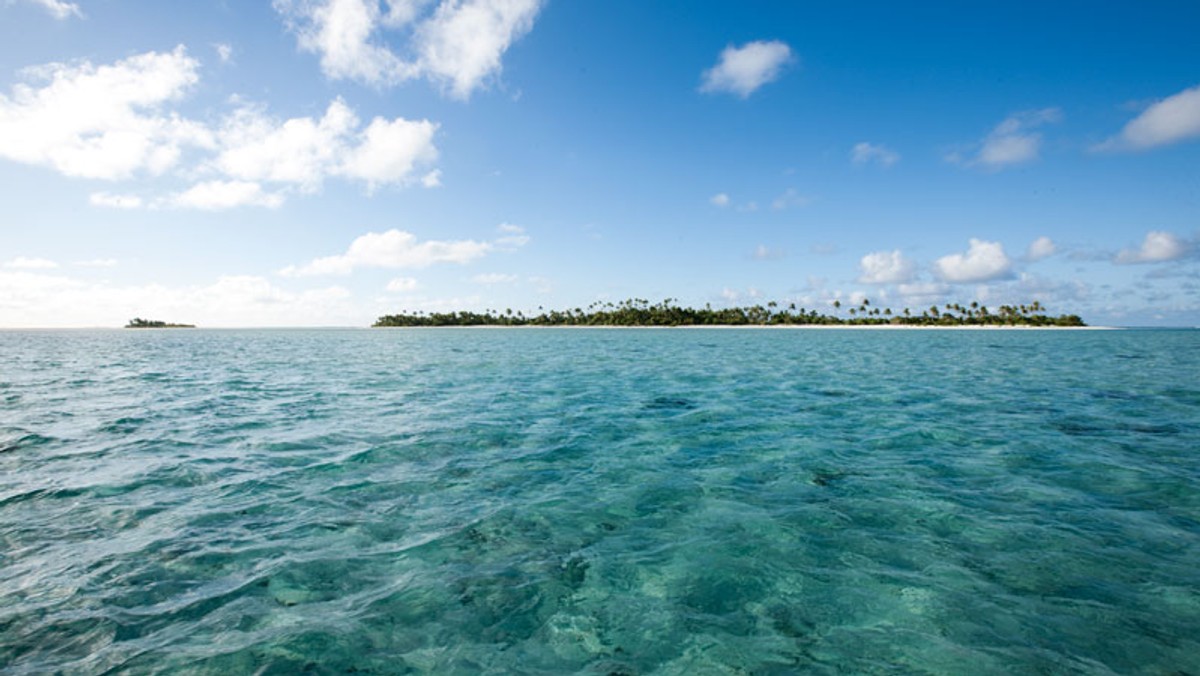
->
1, 328, 1198, 674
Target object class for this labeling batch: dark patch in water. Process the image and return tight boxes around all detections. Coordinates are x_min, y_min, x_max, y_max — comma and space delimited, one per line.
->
811, 469, 847, 487
1115, 354, 1146, 360
0, 433, 54, 454
644, 396, 697, 411
559, 555, 588, 590
1053, 419, 1109, 436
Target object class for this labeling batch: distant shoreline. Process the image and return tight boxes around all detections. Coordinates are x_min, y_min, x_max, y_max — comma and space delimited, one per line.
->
371, 324, 1118, 331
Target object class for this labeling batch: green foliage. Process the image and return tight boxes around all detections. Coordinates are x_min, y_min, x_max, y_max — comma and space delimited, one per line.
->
125, 318, 196, 328
373, 299, 1086, 328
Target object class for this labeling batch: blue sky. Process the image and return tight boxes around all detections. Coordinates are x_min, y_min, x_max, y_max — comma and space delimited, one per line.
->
1, 0, 1197, 326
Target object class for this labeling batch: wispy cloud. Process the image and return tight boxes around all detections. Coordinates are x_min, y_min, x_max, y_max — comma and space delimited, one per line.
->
165, 180, 285, 210
948, 108, 1061, 169
3, 256, 59, 270
751, 244, 785, 261
850, 142, 899, 167
771, 188, 809, 211
1115, 230, 1190, 264
1096, 83, 1200, 151
280, 229, 494, 277
19, 0, 82, 20
699, 40, 793, 98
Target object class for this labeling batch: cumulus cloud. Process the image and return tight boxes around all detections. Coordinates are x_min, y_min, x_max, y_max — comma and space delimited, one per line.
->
274, 0, 544, 98
1026, 236, 1057, 261
166, 180, 286, 210
949, 108, 1061, 169
1097, 83, 1200, 151
214, 43, 234, 64
17, 0, 82, 20
700, 40, 793, 98
710, 192, 730, 207
0, 48, 441, 207
0, 269, 359, 327
89, 192, 143, 209
0, 46, 211, 180
934, 239, 1014, 283
214, 98, 438, 192
1116, 230, 1189, 264
858, 249, 916, 284
279, 229, 494, 277
851, 142, 899, 167
4, 256, 58, 270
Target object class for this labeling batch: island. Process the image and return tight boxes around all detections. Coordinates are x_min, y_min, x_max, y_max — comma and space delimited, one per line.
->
124, 318, 196, 329
374, 298, 1085, 327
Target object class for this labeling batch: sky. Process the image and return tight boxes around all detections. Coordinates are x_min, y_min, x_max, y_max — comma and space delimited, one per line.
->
0, 0, 1198, 327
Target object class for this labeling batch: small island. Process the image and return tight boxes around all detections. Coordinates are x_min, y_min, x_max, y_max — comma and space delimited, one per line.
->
374, 298, 1085, 328
125, 318, 196, 329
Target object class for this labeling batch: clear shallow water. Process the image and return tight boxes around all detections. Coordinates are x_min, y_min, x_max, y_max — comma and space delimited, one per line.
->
1, 328, 1198, 675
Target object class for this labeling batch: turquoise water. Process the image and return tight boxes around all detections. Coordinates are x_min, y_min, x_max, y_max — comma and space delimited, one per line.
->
1, 328, 1198, 674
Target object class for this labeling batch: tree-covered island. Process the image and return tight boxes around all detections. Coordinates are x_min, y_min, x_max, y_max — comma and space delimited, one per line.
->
125, 318, 196, 328
375, 299, 1085, 327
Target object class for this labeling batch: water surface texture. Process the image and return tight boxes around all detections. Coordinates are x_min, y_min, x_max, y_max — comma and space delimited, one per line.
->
2, 328, 1198, 674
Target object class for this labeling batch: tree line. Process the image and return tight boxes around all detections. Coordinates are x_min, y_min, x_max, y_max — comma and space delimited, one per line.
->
374, 298, 1085, 327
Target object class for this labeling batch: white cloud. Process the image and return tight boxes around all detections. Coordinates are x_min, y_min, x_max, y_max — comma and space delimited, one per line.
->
19, 0, 82, 20
771, 188, 809, 211
274, 0, 544, 98
338, 114, 439, 189
279, 228, 493, 277
1116, 230, 1189, 264
0, 269, 359, 327
416, 0, 544, 98
710, 192, 730, 207
1026, 236, 1057, 261
851, 142, 899, 167
4, 256, 58, 269
1098, 83, 1200, 151
752, 244, 784, 261
472, 272, 517, 284
214, 43, 234, 64
951, 108, 1061, 169
494, 222, 529, 249
897, 281, 951, 305
89, 191, 143, 209
214, 98, 438, 191
385, 276, 419, 292
420, 169, 442, 187
858, 250, 916, 284
935, 239, 1014, 283
74, 258, 118, 268
0, 50, 440, 203
167, 180, 285, 210
0, 47, 211, 180
700, 40, 793, 98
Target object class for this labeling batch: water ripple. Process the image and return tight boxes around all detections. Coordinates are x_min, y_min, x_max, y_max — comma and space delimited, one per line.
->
0, 328, 1198, 674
